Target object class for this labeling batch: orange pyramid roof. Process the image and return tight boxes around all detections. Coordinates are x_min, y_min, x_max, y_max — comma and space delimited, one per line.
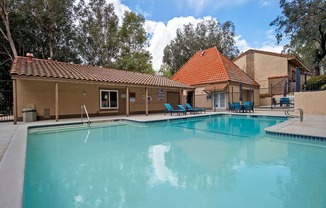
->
172, 47, 259, 87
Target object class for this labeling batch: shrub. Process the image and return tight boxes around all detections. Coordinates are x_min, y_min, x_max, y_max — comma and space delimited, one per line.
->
305, 75, 326, 91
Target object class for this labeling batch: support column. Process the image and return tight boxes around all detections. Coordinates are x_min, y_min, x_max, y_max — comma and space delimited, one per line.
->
13, 79, 17, 125
180, 90, 184, 105
145, 87, 149, 116
126, 86, 129, 117
55, 82, 59, 122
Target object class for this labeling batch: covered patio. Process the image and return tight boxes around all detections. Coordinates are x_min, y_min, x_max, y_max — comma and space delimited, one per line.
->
10, 54, 193, 124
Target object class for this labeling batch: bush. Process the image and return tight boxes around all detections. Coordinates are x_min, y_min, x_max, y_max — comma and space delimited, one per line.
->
305, 75, 326, 91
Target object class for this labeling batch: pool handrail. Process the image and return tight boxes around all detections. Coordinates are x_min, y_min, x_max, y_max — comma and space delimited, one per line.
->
285, 108, 303, 122
81, 105, 91, 125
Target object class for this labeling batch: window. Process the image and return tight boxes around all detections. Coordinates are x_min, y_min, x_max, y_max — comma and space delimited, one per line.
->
100, 90, 118, 109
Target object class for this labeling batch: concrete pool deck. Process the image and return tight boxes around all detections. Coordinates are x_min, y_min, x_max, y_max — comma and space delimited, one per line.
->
0, 110, 326, 208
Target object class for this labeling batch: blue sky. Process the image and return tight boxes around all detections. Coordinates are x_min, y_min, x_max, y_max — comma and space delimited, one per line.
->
109, 0, 286, 70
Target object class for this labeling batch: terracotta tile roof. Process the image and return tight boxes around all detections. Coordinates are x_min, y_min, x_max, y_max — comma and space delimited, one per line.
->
10, 56, 194, 89
172, 47, 259, 87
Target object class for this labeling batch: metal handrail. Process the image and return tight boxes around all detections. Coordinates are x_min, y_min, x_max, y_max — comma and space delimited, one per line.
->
81, 105, 91, 125
285, 108, 303, 122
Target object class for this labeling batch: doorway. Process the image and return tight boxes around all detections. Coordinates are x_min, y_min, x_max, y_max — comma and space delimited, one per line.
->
186, 91, 193, 106
167, 92, 180, 109
213, 93, 226, 110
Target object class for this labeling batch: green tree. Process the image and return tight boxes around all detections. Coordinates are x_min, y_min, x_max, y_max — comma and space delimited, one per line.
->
270, 0, 326, 75
158, 63, 173, 78
0, 0, 18, 61
77, 0, 119, 67
116, 11, 154, 74
162, 19, 239, 75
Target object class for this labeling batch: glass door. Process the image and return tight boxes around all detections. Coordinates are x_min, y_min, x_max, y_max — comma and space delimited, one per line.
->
213, 93, 226, 110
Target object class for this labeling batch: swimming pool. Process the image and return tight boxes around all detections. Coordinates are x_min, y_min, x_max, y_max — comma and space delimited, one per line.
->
24, 115, 326, 208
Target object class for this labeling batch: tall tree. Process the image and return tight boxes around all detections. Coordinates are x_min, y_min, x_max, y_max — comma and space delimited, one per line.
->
77, 0, 119, 67
0, 0, 18, 61
116, 11, 154, 74
13, 0, 80, 63
162, 19, 239, 75
270, 0, 326, 75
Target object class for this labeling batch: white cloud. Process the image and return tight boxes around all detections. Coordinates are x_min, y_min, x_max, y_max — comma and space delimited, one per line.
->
235, 29, 284, 54
235, 35, 250, 52
145, 16, 213, 70
259, 0, 273, 6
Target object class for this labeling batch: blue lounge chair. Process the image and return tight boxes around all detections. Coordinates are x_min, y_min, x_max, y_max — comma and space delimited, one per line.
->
243, 101, 251, 113
164, 103, 180, 116
185, 103, 206, 114
233, 102, 241, 113
177, 105, 187, 115
228, 102, 234, 112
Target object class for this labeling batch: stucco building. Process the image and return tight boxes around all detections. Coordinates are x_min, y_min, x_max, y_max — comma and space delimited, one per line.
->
233, 49, 310, 105
10, 54, 193, 123
172, 47, 260, 110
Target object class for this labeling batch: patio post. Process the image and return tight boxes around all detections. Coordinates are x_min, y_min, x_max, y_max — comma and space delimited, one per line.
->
55, 82, 59, 122
13, 79, 17, 125
126, 86, 129, 117
145, 87, 149, 116
180, 90, 184, 105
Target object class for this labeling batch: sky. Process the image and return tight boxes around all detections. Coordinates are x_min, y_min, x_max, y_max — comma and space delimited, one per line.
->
106, 0, 286, 70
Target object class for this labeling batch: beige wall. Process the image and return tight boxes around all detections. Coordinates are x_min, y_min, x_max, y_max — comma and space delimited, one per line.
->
294, 91, 326, 115
16, 79, 181, 119
234, 57, 247, 73
234, 53, 288, 90
194, 86, 211, 108
254, 53, 288, 89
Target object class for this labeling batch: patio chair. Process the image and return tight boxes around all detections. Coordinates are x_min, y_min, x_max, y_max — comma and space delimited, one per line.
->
185, 103, 206, 114
228, 102, 234, 112
280, 97, 290, 107
271, 98, 279, 107
233, 102, 241, 113
164, 103, 181, 116
177, 105, 187, 115
250, 102, 255, 113
243, 101, 254, 113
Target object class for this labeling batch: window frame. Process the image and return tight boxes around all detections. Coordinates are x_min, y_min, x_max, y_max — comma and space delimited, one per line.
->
99, 89, 119, 110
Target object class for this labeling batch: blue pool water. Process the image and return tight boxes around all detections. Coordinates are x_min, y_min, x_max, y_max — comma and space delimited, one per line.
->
24, 115, 326, 208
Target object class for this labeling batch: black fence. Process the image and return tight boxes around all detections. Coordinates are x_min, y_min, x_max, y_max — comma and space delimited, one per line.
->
0, 80, 13, 122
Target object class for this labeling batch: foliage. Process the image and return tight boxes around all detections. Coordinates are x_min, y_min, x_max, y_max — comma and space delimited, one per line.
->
76, 0, 118, 67
0, 0, 81, 65
115, 11, 154, 74
162, 19, 239, 75
270, 0, 326, 75
158, 63, 173, 78
305, 75, 326, 91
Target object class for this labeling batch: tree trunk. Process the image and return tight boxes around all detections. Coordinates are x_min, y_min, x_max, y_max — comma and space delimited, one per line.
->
0, 2, 18, 59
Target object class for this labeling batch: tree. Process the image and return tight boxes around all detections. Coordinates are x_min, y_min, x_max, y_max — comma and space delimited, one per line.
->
77, 0, 119, 67
0, 0, 18, 61
162, 19, 239, 75
116, 11, 154, 74
270, 0, 326, 75
3, 0, 80, 63
158, 63, 173, 78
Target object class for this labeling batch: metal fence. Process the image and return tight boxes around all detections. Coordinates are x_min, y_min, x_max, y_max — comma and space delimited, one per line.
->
0, 80, 13, 122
